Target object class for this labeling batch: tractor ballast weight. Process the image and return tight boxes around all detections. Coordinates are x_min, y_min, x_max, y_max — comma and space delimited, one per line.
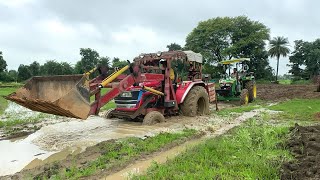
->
6, 51, 216, 123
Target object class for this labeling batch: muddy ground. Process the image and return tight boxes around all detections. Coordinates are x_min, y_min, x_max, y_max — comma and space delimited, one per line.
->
281, 124, 320, 180
1, 83, 319, 178
3, 108, 267, 179
257, 84, 320, 101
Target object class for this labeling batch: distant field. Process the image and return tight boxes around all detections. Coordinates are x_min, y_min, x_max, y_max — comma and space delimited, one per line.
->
0, 87, 17, 115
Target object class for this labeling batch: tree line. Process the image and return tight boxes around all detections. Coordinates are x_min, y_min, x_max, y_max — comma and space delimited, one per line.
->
1, 16, 319, 83
0, 48, 128, 82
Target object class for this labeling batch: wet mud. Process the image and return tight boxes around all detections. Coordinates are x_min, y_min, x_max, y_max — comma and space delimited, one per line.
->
281, 124, 320, 180
257, 84, 320, 101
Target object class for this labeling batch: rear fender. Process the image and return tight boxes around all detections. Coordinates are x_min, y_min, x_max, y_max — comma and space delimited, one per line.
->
176, 81, 205, 104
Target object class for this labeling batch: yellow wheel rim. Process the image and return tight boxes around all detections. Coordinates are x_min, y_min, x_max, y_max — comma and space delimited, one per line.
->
253, 85, 257, 98
245, 94, 249, 104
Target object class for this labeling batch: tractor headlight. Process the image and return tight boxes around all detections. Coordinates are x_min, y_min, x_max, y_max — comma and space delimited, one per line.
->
120, 92, 132, 97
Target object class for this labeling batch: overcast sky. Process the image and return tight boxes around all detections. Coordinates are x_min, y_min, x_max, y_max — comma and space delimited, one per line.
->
1, 0, 319, 75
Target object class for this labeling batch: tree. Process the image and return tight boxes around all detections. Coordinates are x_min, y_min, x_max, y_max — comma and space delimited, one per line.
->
289, 39, 320, 80
185, 16, 272, 79
0, 51, 7, 73
29, 61, 41, 76
40, 60, 64, 75
8, 70, 18, 82
60, 62, 74, 75
288, 40, 308, 79
167, 43, 182, 51
17, 64, 32, 81
74, 48, 100, 74
99, 56, 111, 68
112, 57, 128, 69
268, 36, 290, 82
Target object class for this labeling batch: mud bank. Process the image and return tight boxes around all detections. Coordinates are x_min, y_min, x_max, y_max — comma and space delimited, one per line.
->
281, 124, 320, 179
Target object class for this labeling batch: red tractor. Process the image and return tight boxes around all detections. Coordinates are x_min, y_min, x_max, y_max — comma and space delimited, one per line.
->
6, 51, 216, 124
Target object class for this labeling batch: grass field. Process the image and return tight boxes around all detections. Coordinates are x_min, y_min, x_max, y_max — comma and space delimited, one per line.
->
134, 119, 292, 179
269, 99, 320, 121
133, 99, 318, 179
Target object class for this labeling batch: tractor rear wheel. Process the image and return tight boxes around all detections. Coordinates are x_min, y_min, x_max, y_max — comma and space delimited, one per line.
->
143, 111, 165, 125
240, 89, 249, 105
181, 86, 209, 117
246, 81, 257, 102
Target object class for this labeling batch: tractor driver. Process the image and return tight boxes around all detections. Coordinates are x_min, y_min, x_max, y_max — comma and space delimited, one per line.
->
231, 68, 238, 79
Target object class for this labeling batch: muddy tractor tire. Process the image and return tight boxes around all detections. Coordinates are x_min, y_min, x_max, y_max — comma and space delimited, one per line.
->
104, 108, 115, 119
180, 86, 209, 117
143, 111, 165, 125
246, 81, 257, 102
240, 89, 249, 105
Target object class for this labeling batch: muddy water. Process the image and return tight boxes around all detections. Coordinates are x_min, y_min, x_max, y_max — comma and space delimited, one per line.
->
0, 114, 184, 176
1, 102, 41, 120
0, 137, 54, 176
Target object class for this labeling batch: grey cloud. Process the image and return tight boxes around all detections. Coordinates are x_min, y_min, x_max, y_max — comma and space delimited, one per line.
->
1, 0, 320, 75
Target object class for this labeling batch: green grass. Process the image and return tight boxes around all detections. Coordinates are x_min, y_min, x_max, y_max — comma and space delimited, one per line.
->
90, 88, 116, 111
278, 79, 291, 85
33, 129, 198, 180
291, 79, 312, 84
134, 119, 292, 180
256, 79, 272, 84
0, 113, 47, 129
269, 99, 320, 121
0, 87, 17, 115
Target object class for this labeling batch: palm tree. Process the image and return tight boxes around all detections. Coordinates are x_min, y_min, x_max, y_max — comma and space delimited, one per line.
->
268, 36, 290, 82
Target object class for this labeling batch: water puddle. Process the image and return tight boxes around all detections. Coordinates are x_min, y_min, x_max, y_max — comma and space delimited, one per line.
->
23, 147, 82, 170
0, 137, 54, 176
0, 115, 172, 176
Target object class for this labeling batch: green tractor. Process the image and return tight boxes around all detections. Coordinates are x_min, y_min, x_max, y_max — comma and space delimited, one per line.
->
216, 58, 257, 105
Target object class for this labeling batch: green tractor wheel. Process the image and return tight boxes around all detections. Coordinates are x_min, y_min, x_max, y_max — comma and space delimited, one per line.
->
240, 89, 249, 105
246, 81, 257, 102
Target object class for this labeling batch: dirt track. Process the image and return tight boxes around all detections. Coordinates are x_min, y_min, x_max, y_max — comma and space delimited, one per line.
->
281, 124, 320, 179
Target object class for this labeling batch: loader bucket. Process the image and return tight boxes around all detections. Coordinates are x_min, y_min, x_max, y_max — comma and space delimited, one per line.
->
5, 75, 91, 119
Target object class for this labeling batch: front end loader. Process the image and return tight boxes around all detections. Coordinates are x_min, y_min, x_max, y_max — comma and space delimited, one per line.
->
6, 51, 216, 124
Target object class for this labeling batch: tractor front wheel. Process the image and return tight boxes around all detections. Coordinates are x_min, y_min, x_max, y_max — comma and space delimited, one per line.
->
143, 111, 165, 125
181, 86, 209, 117
246, 81, 257, 102
240, 89, 249, 105
104, 108, 115, 119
